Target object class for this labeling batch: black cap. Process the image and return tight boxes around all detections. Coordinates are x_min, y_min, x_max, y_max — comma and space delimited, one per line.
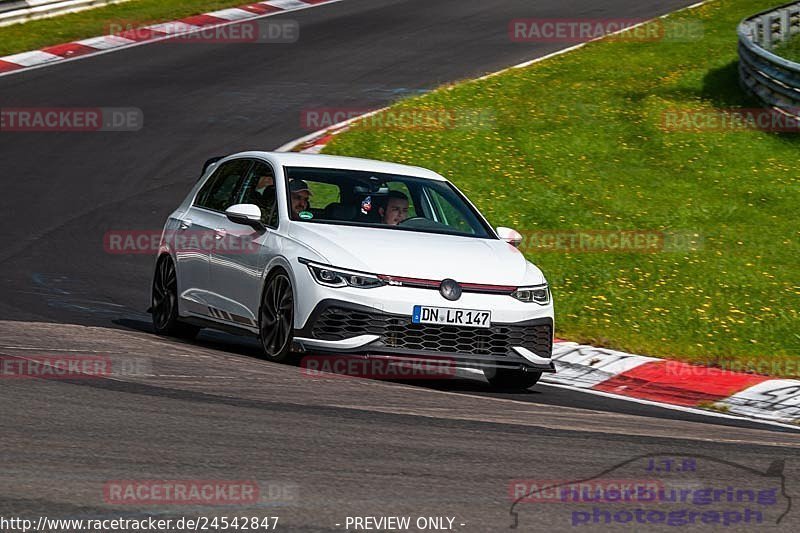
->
289, 179, 313, 195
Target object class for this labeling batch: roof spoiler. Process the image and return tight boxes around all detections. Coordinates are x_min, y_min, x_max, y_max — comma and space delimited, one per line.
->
199, 156, 225, 181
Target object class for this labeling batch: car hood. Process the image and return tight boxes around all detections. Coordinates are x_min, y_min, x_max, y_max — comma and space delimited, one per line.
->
288, 223, 545, 286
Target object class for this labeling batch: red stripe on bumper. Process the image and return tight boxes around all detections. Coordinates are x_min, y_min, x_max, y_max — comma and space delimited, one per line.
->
593, 360, 769, 406
41, 42, 99, 59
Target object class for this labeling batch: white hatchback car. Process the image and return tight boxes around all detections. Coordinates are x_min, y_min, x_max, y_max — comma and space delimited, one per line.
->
151, 151, 554, 389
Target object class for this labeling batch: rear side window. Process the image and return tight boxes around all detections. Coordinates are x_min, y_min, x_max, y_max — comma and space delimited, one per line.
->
308, 181, 340, 208
195, 159, 253, 212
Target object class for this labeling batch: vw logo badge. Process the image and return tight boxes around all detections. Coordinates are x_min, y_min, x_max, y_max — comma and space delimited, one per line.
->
440, 279, 462, 301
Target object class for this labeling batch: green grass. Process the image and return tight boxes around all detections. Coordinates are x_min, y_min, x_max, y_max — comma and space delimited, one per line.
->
775, 31, 800, 62
323, 0, 800, 376
0, 0, 264, 56
698, 401, 731, 413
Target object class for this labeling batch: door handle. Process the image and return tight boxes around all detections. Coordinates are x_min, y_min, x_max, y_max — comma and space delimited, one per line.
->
179, 219, 192, 230
214, 228, 226, 240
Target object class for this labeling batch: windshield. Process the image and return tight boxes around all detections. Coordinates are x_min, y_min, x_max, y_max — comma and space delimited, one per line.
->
283, 167, 494, 238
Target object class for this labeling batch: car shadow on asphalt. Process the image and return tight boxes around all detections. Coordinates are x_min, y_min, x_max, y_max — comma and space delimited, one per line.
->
389, 377, 542, 395
115, 318, 543, 395
115, 317, 265, 359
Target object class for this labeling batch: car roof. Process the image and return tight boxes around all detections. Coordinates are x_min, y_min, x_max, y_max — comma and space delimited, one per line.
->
230, 151, 448, 182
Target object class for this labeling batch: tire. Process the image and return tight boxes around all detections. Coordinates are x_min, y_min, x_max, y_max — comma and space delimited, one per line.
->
151, 255, 200, 339
259, 270, 295, 363
484, 368, 542, 391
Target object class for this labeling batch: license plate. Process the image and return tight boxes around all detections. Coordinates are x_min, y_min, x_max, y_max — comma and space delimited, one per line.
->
412, 305, 491, 328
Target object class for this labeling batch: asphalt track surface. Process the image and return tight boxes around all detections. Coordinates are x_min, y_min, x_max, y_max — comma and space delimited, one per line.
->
2, 0, 799, 531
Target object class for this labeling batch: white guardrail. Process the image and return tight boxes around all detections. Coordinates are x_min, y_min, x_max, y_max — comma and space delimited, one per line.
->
0, 0, 129, 27
738, 1, 800, 118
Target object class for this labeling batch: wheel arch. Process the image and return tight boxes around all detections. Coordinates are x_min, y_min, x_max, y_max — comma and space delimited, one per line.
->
258, 257, 295, 318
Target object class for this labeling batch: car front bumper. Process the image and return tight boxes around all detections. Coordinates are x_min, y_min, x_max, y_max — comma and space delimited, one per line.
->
293, 299, 555, 373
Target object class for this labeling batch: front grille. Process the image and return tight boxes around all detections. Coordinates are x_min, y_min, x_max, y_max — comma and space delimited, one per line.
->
310, 306, 552, 357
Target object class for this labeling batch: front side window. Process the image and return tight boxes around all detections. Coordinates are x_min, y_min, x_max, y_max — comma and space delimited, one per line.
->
283, 167, 493, 238
195, 159, 252, 212
424, 188, 473, 234
239, 161, 278, 228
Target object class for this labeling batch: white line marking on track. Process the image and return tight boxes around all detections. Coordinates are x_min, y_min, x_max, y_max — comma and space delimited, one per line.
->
75, 35, 136, 49
0, 0, 348, 78
206, 8, 258, 21
276, 0, 714, 152
349, 370, 800, 432
145, 21, 200, 34
372, 367, 800, 431
479, 0, 713, 79
719, 380, 800, 422
2, 50, 62, 66
263, 0, 309, 10
538, 382, 800, 431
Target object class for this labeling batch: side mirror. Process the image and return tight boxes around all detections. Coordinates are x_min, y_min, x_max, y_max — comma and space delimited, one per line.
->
496, 226, 523, 248
226, 204, 265, 230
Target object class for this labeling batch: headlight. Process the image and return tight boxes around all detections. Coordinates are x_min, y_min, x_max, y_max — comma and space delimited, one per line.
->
301, 260, 385, 289
512, 284, 550, 304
